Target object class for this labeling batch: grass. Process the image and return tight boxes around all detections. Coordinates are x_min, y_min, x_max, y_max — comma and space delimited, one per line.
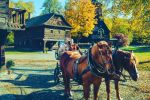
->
121, 46, 150, 71
5, 48, 41, 54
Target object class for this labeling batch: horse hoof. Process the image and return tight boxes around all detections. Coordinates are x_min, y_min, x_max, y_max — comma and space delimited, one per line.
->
64, 93, 72, 99
118, 98, 123, 100
116, 97, 123, 100
68, 97, 73, 100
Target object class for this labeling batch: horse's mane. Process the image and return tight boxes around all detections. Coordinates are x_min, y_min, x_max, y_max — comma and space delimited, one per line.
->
115, 50, 138, 64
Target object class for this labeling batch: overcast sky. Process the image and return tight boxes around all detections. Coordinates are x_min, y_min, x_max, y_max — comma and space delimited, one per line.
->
12, 0, 66, 17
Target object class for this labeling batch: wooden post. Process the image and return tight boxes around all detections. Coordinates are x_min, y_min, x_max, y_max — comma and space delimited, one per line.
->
0, 45, 5, 66
8, 9, 12, 23
22, 13, 24, 24
43, 40, 47, 53
16, 12, 19, 23
0, 30, 9, 67
13, 14, 16, 23
19, 13, 22, 24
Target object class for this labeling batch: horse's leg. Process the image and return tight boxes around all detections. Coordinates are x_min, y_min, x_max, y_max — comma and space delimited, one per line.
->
105, 79, 111, 100
61, 68, 71, 97
93, 78, 102, 100
83, 82, 90, 100
114, 80, 122, 100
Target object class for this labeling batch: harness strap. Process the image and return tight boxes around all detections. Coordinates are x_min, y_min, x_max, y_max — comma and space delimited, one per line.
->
73, 59, 79, 82
80, 66, 90, 76
73, 56, 91, 84
74, 66, 91, 84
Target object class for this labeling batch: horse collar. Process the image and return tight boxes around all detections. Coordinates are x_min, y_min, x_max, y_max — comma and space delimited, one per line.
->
73, 47, 110, 84
87, 48, 108, 77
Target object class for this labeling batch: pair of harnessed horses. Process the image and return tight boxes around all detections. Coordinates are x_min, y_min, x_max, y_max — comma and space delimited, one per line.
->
60, 41, 139, 100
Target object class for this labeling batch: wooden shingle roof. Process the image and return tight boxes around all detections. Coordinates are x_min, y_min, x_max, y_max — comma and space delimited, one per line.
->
26, 13, 72, 28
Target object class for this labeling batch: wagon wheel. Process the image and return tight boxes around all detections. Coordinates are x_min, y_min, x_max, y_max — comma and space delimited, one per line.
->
54, 63, 60, 84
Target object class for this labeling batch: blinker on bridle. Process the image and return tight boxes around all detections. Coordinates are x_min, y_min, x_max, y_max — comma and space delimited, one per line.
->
97, 43, 112, 65
79, 43, 113, 78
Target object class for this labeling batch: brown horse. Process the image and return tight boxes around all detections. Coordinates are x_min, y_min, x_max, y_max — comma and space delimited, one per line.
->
60, 41, 113, 100
104, 50, 139, 100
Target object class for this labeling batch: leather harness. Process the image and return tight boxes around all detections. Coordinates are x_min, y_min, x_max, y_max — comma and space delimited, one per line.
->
73, 48, 111, 84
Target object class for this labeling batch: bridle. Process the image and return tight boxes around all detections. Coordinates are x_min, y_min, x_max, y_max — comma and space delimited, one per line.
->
86, 44, 113, 77
113, 51, 137, 82
98, 48, 113, 68
73, 43, 114, 84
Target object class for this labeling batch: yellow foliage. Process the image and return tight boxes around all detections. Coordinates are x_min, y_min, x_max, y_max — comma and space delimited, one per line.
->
65, 0, 96, 37
104, 18, 112, 30
9, 0, 34, 19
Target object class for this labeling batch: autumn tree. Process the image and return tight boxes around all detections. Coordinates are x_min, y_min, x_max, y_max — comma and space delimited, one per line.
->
9, 0, 34, 19
102, 0, 150, 44
120, 0, 150, 44
65, 0, 96, 37
42, 0, 62, 14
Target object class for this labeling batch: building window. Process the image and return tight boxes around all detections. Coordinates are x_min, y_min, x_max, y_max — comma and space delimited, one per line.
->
98, 28, 104, 38
66, 31, 70, 34
50, 29, 53, 33
19, 42, 22, 46
59, 30, 61, 34
24, 41, 26, 45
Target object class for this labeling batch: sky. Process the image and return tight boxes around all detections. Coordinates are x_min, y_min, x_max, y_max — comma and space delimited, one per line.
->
12, 0, 66, 17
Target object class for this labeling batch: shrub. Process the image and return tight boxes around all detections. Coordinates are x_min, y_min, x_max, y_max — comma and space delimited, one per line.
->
112, 33, 129, 47
6, 60, 15, 69
132, 33, 150, 45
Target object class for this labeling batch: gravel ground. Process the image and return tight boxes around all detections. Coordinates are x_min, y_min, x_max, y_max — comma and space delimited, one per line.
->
0, 51, 149, 100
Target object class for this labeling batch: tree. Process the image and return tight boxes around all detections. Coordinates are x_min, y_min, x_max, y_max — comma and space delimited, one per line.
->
113, 33, 129, 46
101, 0, 150, 45
42, 0, 62, 14
120, 0, 150, 44
6, 32, 14, 46
65, 0, 96, 37
10, 0, 35, 19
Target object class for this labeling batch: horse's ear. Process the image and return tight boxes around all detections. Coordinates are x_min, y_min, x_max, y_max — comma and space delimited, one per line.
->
97, 43, 103, 48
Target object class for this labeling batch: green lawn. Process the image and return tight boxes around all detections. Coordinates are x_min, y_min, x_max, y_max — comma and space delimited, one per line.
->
5, 48, 41, 54
121, 46, 150, 71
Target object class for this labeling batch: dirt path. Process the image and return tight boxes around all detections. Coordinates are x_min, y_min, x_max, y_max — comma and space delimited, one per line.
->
0, 64, 149, 100
1, 51, 149, 100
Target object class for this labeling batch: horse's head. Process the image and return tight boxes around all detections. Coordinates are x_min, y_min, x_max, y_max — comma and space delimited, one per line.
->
123, 51, 139, 81
91, 41, 113, 71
